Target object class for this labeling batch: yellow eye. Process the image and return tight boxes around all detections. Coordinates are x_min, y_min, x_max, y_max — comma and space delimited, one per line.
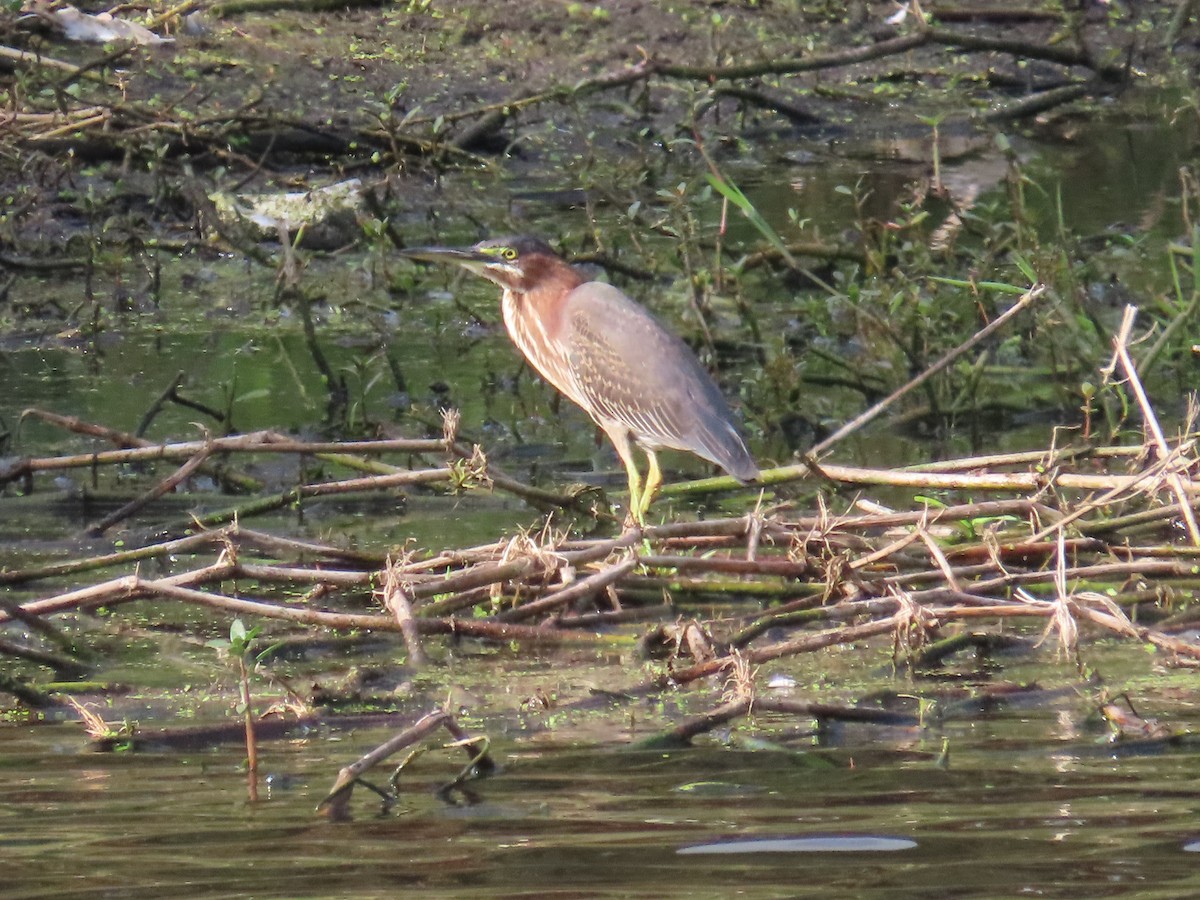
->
502, 247, 518, 260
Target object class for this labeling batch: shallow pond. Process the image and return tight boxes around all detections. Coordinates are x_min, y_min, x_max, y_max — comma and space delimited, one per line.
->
3, 88, 1200, 899
4, 641, 1200, 899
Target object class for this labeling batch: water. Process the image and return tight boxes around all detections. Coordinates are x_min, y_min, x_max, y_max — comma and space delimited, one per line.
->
4, 692, 1200, 898
3, 93, 1200, 898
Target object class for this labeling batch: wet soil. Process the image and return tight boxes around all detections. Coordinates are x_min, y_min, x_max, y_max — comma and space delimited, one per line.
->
3, 0, 1193, 257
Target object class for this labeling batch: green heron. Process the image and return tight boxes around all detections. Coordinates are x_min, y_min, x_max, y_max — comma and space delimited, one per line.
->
401, 235, 758, 524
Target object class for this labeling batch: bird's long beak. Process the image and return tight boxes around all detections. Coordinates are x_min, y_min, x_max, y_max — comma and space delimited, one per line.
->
400, 246, 492, 274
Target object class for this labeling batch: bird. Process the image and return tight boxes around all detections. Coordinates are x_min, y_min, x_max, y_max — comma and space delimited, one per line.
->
400, 235, 758, 524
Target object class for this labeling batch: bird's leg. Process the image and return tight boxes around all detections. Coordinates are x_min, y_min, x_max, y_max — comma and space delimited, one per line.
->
607, 427, 645, 526
623, 461, 646, 527
637, 450, 663, 522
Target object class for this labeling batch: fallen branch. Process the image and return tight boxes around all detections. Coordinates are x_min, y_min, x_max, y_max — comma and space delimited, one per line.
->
317, 709, 495, 819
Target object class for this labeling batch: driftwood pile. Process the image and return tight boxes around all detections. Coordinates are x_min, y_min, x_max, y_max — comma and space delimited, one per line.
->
5, 299, 1196, 698
1, 294, 1198, 812
4, 300, 1195, 686
4, 412, 1198, 695
2, 383, 1198, 810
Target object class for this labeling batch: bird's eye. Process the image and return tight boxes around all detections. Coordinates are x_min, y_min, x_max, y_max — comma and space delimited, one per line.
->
502, 248, 518, 260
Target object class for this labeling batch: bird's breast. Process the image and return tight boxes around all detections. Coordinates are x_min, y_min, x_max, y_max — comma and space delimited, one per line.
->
501, 289, 587, 408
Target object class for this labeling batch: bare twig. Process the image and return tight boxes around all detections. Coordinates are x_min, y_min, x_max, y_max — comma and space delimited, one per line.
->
1104, 305, 1200, 545
810, 284, 1045, 457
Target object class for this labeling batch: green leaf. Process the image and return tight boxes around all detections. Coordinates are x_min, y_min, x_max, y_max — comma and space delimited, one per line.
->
927, 276, 1028, 295
913, 495, 948, 509
255, 641, 287, 665
704, 172, 794, 265
1013, 256, 1037, 284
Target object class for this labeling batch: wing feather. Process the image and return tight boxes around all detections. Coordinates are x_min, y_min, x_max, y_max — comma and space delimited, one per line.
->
562, 283, 757, 480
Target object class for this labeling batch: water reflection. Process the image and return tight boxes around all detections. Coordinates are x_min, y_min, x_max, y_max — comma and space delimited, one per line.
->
3, 686, 1200, 898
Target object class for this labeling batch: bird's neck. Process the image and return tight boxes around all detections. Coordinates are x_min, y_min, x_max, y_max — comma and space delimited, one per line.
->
501, 286, 561, 359
501, 267, 583, 340
500, 269, 585, 402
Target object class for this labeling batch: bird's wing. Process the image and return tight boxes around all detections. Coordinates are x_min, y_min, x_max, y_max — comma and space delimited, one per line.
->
561, 282, 756, 479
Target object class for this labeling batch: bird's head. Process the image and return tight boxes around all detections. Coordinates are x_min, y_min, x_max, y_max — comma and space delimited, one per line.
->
401, 235, 576, 295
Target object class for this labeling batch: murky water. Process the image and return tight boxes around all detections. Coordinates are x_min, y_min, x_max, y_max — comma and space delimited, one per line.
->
5, 667, 1200, 899
4, 93, 1200, 898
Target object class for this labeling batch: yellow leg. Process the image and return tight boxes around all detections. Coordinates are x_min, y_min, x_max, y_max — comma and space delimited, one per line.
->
637, 450, 663, 522
623, 456, 645, 526
607, 428, 645, 526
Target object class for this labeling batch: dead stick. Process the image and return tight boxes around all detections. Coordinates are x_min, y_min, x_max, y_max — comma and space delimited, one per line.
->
229, 525, 384, 565
136, 579, 424, 630
639, 554, 811, 577
134, 577, 608, 644
793, 499, 1054, 533
944, 538, 1104, 564
655, 698, 751, 745
902, 443, 1159, 473
318, 710, 449, 816
0, 530, 218, 585
763, 460, 1198, 495
381, 560, 427, 667
651, 617, 903, 689
922, 602, 1200, 659
2, 563, 235, 622
15, 410, 260, 491
1107, 305, 1200, 545
187, 467, 452, 530
402, 586, 492, 617
83, 447, 213, 536
811, 284, 1044, 457
20, 408, 146, 446
1079, 500, 1199, 537
1075, 606, 1200, 660
754, 695, 921, 724
0, 594, 85, 656
664, 455, 1188, 499
299, 468, 451, 497
620, 573, 815, 599
207, 562, 370, 587
414, 558, 542, 610
978, 83, 1092, 123
448, 441, 594, 512
430, 541, 622, 590
915, 517, 962, 593
0, 45, 104, 80
925, 25, 1124, 78
849, 529, 924, 571
656, 32, 930, 80
0, 636, 89, 678
0, 671, 56, 708
10, 415, 447, 473
1027, 452, 1186, 543
427, 617, 609, 645
136, 371, 187, 438
908, 559, 1200, 599
492, 556, 639, 623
